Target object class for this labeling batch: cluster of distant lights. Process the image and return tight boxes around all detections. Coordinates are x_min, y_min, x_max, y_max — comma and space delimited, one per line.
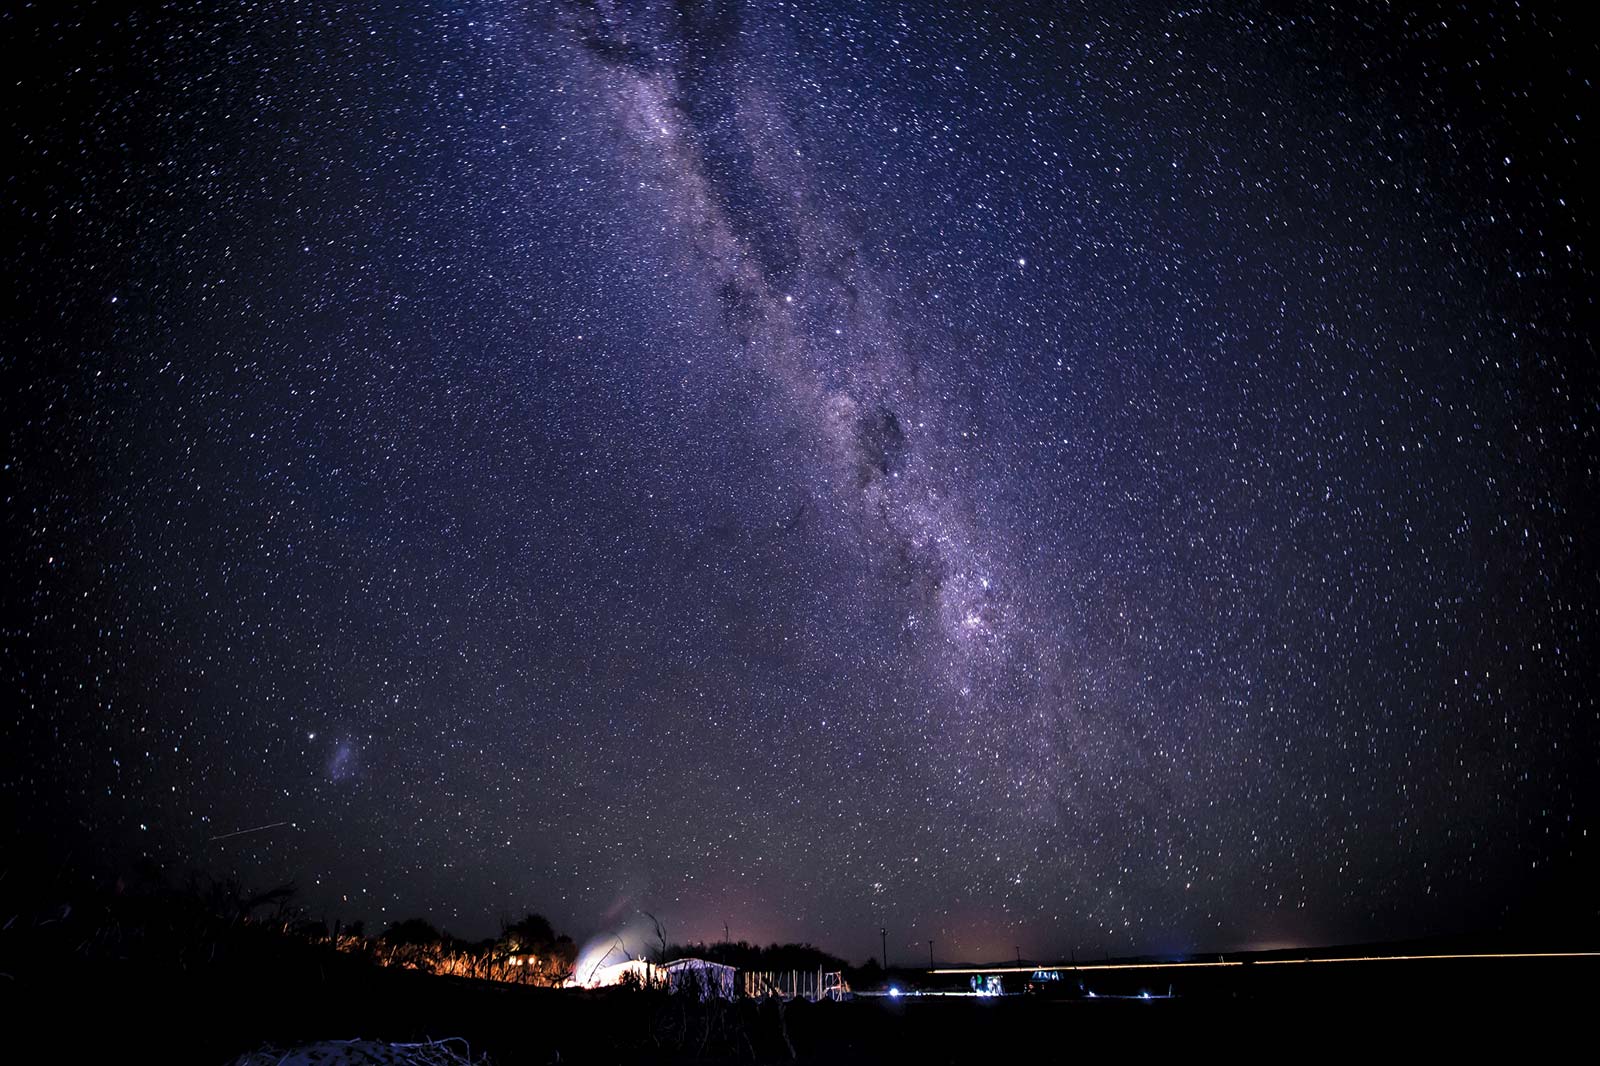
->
1083, 991, 1154, 999
884, 984, 1153, 1000
885, 952, 1600, 1000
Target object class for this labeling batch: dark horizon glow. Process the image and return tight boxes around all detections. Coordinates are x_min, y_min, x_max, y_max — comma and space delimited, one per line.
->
4, 1, 1593, 967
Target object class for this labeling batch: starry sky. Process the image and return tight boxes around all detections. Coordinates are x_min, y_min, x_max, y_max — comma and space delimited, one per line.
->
5, 1, 1595, 964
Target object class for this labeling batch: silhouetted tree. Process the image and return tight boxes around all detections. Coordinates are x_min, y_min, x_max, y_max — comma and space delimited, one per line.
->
498, 912, 577, 985
379, 917, 446, 972
848, 957, 885, 989
380, 918, 442, 946
645, 911, 669, 964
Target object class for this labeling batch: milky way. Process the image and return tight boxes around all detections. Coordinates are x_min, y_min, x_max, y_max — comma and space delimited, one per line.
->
5, 1, 1594, 963
562, 5, 1038, 740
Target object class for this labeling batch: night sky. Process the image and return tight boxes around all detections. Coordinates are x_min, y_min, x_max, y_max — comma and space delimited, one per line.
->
5, 1, 1595, 966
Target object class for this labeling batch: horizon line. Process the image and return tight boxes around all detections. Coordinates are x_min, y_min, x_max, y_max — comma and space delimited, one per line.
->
930, 950, 1600, 975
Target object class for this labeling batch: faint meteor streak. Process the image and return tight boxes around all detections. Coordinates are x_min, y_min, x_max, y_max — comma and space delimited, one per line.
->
206, 820, 292, 843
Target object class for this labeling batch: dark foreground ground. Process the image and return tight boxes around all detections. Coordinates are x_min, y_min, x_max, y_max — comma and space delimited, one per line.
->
6, 949, 1595, 1063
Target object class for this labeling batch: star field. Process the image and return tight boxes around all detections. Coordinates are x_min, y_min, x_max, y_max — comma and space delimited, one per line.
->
4, 1, 1594, 963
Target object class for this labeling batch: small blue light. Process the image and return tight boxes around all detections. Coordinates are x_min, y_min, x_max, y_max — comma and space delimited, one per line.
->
1140, 991, 1151, 999
889, 986, 901, 998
